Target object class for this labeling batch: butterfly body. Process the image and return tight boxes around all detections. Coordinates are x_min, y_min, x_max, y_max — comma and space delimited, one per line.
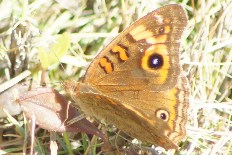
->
65, 4, 189, 150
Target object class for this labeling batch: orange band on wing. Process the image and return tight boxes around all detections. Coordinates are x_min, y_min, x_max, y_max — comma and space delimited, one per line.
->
111, 45, 129, 61
99, 57, 114, 74
167, 88, 178, 130
146, 35, 167, 44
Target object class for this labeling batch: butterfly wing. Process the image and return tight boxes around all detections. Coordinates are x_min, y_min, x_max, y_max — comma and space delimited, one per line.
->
105, 75, 190, 147
83, 4, 187, 91
65, 75, 189, 150
66, 81, 179, 150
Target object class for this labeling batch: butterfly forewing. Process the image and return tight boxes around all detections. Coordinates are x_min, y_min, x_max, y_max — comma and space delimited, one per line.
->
84, 4, 187, 92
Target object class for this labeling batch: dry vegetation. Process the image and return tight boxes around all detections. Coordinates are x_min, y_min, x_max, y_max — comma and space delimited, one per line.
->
0, 0, 232, 154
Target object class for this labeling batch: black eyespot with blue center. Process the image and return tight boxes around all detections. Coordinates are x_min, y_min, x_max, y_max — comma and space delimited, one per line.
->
148, 53, 163, 69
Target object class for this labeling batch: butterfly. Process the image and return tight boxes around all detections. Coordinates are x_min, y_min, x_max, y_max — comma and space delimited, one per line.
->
65, 4, 189, 150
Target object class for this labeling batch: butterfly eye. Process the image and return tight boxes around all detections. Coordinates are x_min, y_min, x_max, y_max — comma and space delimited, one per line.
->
148, 53, 163, 69
156, 109, 169, 121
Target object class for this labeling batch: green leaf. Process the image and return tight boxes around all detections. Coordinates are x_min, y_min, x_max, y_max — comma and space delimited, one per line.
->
38, 33, 71, 70
49, 33, 71, 66
38, 47, 49, 69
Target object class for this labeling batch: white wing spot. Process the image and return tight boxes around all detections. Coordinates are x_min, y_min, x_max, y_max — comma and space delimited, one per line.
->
154, 15, 163, 24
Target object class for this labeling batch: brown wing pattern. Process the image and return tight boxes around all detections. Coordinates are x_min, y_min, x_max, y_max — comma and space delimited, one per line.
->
84, 4, 187, 91
65, 74, 189, 149
102, 75, 189, 147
